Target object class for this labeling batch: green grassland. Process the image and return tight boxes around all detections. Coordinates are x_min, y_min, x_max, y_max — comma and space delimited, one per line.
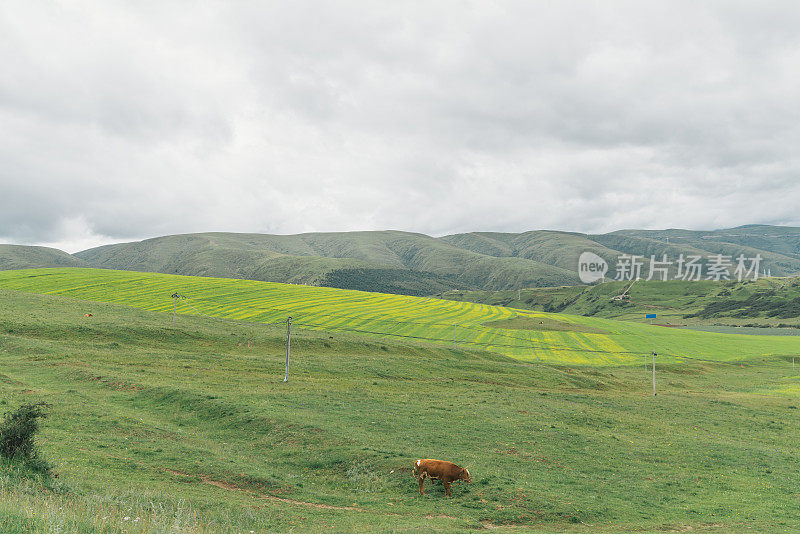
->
441, 225, 800, 279
74, 226, 800, 293
73, 231, 580, 294
0, 245, 88, 271
0, 269, 798, 367
1, 277, 800, 531
438, 278, 800, 328
613, 225, 800, 262
4, 225, 800, 296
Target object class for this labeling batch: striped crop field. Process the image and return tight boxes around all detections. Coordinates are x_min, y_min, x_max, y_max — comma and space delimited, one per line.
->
1, 268, 798, 365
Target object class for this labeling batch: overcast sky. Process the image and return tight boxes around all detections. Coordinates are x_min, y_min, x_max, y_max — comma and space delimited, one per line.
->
2, 1, 799, 252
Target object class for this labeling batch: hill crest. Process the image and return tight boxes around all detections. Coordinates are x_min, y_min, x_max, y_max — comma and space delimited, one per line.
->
2, 225, 798, 295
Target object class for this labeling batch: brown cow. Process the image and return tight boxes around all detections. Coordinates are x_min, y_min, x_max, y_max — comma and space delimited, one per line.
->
413, 459, 471, 497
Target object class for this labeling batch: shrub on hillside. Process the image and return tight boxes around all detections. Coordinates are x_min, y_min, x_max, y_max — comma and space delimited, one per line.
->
0, 402, 51, 473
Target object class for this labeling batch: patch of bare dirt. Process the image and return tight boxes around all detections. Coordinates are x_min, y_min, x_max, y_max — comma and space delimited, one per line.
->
200, 475, 240, 492
159, 467, 359, 510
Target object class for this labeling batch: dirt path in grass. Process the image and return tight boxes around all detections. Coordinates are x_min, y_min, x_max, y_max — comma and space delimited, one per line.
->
79, 451, 484, 524
161, 467, 360, 510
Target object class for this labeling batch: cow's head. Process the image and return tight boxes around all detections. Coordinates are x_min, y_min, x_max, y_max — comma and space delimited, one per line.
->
460, 467, 471, 483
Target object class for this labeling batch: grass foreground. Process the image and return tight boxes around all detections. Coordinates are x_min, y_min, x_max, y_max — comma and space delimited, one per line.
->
0, 271, 799, 531
0, 270, 800, 533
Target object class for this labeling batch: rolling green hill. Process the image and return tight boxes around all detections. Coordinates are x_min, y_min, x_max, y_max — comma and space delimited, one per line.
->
1, 268, 798, 365
438, 277, 800, 329
76, 225, 800, 294
3, 269, 800, 531
440, 230, 624, 273
3, 225, 799, 297
0, 244, 87, 271
615, 224, 800, 260
443, 225, 800, 279
74, 231, 581, 294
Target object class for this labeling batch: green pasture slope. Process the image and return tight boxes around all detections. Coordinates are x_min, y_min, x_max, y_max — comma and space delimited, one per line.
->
438, 277, 800, 328
0, 268, 798, 366
1, 278, 800, 531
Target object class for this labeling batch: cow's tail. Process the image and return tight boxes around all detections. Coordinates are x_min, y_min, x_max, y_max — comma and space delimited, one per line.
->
412, 459, 419, 478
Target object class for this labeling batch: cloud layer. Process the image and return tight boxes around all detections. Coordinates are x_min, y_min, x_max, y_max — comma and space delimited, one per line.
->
1, 1, 799, 251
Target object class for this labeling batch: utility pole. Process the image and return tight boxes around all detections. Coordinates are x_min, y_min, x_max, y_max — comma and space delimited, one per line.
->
171, 291, 179, 325
652, 350, 657, 396
284, 316, 292, 382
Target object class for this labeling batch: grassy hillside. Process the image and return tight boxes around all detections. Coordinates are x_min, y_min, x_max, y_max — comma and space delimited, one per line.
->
2, 280, 800, 531
615, 225, 800, 260
75, 231, 579, 294
438, 277, 800, 328
5, 225, 799, 297
0, 269, 798, 367
440, 230, 623, 273
444, 226, 800, 280
0, 244, 87, 271
74, 226, 800, 295
595, 232, 800, 278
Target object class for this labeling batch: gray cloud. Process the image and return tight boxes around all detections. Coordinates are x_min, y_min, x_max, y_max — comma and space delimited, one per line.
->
1, 1, 799, 252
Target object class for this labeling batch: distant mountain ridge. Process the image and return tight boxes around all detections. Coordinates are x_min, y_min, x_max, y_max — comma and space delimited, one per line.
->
72, 230, 579, 294
0, 244, 88, 271
2, 225, 799, 296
